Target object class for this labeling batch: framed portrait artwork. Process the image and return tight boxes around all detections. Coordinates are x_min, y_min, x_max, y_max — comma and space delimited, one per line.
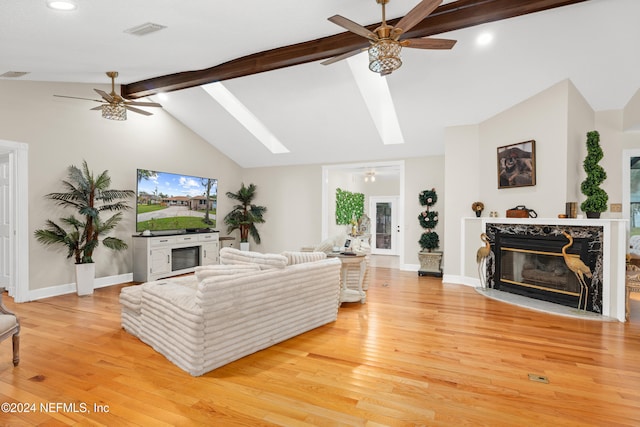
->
497, 140, 536, 189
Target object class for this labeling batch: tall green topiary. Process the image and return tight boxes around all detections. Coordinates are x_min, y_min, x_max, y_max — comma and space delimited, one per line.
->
580, 130, 608, 215
418, 188, 439, 252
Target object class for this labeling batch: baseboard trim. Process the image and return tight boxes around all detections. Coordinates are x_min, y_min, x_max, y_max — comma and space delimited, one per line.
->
442, 274, 478, 287
27, 273, 133, 302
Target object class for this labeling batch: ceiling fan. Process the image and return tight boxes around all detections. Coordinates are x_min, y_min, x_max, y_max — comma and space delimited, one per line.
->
323, 0, 456, 75
54, 71, 162, 120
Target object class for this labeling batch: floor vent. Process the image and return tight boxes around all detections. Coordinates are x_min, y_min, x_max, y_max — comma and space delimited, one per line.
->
528, 373, 549, 384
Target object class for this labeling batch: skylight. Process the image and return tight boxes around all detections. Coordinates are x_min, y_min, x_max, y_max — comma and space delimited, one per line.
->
347, 52, 405, 145
203, 82, 289, 154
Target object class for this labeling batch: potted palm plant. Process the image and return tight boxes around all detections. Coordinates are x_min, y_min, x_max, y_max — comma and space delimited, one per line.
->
34, 160, 134, 295
224, 183, 267, 251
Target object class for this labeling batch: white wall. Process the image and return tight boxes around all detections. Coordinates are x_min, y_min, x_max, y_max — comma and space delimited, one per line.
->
623, 88, 640, 131
443, 125, 480, 278
478, 80, 578, 218
404, 156, 445, 268
239, 164, 324, 253
567, 81, 596, 206
0, 80, 242, 293
442, 78, 640, 281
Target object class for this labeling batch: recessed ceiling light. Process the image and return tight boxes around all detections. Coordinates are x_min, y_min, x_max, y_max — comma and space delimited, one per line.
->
46, 0, 77, 11
476, 32, 494, 46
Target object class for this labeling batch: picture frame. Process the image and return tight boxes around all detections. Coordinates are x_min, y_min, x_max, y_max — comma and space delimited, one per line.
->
497, 140, 536, 189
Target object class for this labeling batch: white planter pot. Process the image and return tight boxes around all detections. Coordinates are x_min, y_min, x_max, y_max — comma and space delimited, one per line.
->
240, 242, 250, 252
75, 263, 95, 296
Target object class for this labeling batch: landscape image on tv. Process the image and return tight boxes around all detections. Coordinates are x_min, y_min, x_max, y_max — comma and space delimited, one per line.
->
136, 169, 217, 233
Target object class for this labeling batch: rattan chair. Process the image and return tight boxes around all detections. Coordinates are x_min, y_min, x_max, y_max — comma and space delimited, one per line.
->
625, 263, 640, 321
0, 288, 19, 366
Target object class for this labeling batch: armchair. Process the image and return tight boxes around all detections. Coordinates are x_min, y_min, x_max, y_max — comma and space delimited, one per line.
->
0, 288, 19, 366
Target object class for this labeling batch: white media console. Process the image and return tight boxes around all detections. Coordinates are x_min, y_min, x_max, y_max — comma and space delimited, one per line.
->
132, 231, 220, 282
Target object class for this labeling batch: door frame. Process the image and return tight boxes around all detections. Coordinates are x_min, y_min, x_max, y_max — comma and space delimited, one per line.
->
0, 140, 28, 302
322, 160, 405, 268
370, 196, 399, 255
622, 148, 640, 236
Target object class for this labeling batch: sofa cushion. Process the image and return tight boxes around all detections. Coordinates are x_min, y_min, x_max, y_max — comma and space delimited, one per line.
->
281, 251, 327, 265
219, 247, 287, 269
194, 264, 260, 282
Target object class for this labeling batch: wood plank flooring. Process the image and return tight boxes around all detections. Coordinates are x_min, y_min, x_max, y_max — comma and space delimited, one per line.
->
0, 267, 639, 426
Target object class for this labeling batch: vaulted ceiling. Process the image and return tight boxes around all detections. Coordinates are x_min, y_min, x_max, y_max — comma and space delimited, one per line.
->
2, 0, 638, 168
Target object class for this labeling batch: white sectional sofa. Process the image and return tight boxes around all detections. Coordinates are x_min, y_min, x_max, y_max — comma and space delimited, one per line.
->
120, 248, 342, 376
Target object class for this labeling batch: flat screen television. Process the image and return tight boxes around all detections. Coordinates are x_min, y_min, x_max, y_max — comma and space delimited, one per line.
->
136, 169, 217, 233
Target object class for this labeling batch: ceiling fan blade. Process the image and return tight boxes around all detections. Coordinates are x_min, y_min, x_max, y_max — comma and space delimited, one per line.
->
124, 100, 163, 108
321, 47, 368, 66
53, 94, 105, 103
94, 88, 114, 103
401, 37, 457, 49
125, 105, 153, 116
394, 0, 442, 35
89, 105, 103, 111
328, 15, 378, 41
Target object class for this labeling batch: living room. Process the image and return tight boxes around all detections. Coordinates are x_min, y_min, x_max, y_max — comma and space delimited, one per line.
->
2, 1, 638, 298
1, 0, 640, 424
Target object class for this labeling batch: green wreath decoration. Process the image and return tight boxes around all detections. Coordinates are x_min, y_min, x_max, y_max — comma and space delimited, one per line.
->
419, 188, 437, 207
418, 210, 439, 229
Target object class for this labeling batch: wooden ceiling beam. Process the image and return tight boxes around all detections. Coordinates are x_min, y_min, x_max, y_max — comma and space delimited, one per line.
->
122, 0, 590, 99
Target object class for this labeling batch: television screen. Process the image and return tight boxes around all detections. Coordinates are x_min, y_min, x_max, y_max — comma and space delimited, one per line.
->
136, 169, 217, 233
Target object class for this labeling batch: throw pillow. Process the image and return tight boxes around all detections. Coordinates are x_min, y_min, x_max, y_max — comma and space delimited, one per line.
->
219, 247, 288, 269
281, 251, 326, 265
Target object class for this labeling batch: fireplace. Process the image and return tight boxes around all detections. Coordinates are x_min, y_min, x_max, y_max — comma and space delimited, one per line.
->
486, 223, 603, 313
171, 246, 200, 272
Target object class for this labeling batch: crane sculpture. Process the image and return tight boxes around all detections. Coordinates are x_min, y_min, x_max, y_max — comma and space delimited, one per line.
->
561, 231, 591, 311
476, 233, 491, 288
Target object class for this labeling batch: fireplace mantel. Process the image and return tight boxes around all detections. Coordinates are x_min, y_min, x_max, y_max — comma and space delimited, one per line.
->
451, 217, 627, 321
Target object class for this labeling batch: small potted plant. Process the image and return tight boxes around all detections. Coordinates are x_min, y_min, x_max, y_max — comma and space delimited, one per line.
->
34, 161, 134, 295
224, 183, 267, 251
580, 130, 608, 218
418, 188, 442, 277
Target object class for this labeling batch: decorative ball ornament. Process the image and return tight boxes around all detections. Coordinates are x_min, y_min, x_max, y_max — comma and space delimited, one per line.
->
418, 210, 439, 229
419, 188, 438, 207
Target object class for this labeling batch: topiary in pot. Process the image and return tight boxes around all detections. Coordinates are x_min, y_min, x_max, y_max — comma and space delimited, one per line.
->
580, 130, 608, 218
418, 189, 439, 252
418, 188, 442, 277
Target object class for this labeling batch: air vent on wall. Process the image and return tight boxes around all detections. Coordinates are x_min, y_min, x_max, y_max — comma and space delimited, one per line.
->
124, 22, 167, 36
1, 71, 29, 78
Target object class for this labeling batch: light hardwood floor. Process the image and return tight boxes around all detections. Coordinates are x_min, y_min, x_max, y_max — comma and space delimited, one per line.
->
1, 268, 639, 426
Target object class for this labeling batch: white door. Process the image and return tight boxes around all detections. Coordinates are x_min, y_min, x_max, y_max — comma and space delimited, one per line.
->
0, 153, 13, 294
370, 196, 399, 255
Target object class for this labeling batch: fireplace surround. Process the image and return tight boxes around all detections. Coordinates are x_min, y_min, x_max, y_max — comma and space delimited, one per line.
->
452, 218, 627, 321
486, 223, 602, 313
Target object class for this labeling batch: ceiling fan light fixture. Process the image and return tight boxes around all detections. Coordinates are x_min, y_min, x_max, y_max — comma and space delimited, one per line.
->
46, 0, 77, 11
102, 104, 126, 121
368, 40, 402, 75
